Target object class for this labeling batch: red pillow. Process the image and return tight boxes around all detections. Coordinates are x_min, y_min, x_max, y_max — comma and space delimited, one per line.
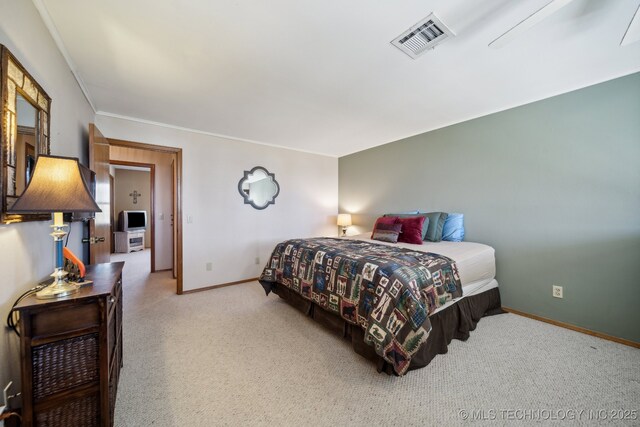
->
396, 216, 425, 245
371, 216, 398, 238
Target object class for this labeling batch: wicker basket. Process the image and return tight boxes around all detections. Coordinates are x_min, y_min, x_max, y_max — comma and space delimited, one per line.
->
35, 393, 99, 426
32, 333, 99, 400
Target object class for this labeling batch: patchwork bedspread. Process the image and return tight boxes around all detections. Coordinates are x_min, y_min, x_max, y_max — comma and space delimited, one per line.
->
259, 237, 462, 375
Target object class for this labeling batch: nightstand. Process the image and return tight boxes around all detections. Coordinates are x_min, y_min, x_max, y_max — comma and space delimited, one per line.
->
114, 230, 145, 253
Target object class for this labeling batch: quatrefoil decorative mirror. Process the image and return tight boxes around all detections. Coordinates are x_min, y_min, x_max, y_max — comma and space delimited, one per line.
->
1, 45, 52, 224
238, 166, 280, 210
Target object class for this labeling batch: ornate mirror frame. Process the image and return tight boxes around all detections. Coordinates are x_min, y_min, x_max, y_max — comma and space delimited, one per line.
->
1, 45, 52, 224
238, 166, 280, 210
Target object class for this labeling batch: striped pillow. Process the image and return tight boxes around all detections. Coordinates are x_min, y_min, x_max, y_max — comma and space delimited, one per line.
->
370, 216, 398, 239
372, 223, 402, 243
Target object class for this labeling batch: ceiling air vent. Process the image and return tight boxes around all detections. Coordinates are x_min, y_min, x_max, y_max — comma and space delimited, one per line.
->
391, 13, 455, 59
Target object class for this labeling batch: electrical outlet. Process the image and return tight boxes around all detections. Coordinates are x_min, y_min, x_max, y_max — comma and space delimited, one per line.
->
255, 257, 260, 265
206, 262, 212, 271
552, 285, 563, 299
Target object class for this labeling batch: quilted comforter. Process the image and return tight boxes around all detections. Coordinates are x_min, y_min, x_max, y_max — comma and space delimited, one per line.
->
259, 237, 462, 375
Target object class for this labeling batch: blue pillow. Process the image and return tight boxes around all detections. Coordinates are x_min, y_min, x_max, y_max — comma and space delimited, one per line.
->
442, 213, 464, 242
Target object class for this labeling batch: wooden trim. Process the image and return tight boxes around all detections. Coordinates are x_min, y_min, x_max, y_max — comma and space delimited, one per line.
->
502, 307, 640, 349
31, 326, 101, 347
33, 382, 100, 412
175, 150, 183, 294
17, 125, 36, 135
154, 268, 172, 272
181, 278, 258, 294
109, 175, 115, 253
110, 160, 156, 272
171, 158, 177, 280
108, 138, 179, 154
106, 137, 183, 295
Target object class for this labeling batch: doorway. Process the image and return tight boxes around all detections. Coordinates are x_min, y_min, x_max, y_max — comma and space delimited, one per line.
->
110, 162, 155, 272
109, 138, 183, 294
88, 123, 184, 294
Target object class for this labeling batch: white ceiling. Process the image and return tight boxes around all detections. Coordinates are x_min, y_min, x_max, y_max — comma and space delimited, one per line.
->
38, 0, 640, 157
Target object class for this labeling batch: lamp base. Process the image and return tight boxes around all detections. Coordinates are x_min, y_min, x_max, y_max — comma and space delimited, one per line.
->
36, 269, 78, 299
36, 281, 80, 299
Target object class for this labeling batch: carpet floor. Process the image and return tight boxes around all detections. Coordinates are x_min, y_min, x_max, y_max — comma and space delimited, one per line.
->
111, 250, 639, 426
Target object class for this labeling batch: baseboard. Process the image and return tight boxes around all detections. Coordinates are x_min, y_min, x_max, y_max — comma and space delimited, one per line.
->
181, 277, 258, 294
502, 307, 640, 349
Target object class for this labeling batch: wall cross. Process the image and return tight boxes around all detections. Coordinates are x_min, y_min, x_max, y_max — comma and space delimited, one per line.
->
129, 190, 142, 204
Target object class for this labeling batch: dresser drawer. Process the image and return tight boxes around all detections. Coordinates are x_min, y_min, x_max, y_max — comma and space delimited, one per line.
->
31, 301, 99, 339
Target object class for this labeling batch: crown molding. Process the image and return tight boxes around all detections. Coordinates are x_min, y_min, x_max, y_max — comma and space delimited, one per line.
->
32, 0, 96, 112
95, 111, 338, 158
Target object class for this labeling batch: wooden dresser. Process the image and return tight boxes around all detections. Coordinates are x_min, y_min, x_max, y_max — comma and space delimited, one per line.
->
14, 262, 124, 427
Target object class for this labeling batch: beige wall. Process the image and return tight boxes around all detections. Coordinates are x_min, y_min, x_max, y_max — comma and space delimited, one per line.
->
113, 169, 151, 248
0, 1, 95, 394
96, 115, 339, 292
110, 146, 175, 270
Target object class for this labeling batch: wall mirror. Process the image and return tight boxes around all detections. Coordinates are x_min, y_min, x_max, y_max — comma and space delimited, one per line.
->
238, 166, 280, 210
1, 45, 52, 223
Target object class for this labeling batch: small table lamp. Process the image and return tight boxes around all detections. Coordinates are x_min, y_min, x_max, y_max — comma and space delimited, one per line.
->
10, 155, 101, 299
337, 213, 352, 237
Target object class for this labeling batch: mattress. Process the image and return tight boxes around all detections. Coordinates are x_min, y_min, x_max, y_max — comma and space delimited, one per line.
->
432, 278, 499, 315
261, 235, 501, 373
346, 233, 496, 286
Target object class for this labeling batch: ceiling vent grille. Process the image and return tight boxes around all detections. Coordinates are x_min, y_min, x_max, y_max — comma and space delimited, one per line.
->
391, 13, 455, 59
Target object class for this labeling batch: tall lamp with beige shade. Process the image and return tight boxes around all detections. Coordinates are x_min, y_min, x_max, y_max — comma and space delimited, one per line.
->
10, 155, 101, 299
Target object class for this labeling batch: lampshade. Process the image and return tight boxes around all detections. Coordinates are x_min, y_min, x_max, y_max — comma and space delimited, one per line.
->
337, 213, 352, 227
10, 155, 101, 214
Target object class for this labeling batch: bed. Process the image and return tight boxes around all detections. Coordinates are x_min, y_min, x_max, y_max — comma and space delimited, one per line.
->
259, 233, 502, 375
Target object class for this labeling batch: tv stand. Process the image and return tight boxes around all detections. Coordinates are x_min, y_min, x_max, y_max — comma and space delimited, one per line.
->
114, 230, 145, 253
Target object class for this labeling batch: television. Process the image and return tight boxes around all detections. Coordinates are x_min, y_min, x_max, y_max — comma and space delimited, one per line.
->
118, 210, 147, 231
64, 163, 96, 222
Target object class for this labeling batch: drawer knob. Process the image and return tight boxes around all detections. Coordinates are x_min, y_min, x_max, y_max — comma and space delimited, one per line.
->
109, 296, 115, 304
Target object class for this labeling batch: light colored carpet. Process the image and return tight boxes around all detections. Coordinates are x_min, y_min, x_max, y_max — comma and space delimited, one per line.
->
111, 250, 640, 426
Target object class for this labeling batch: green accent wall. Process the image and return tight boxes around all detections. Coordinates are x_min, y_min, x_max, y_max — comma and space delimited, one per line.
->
339, 73, 640, 343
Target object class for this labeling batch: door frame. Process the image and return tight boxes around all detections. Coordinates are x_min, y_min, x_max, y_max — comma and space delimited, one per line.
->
171, 158, 177, 279
109, 174, 115, 254
110, 160, 156, 272
108, 138, 184, 295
